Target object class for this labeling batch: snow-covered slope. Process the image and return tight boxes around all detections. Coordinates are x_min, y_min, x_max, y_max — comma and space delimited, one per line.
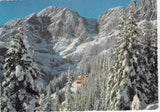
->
52, 80, 158, 110
51, 81, 80, 99
0, 6, 98, 83
97, 0, 157, 37
0, 0, 157, 84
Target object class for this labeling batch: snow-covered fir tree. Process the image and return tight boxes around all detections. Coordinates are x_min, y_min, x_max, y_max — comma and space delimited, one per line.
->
150, 26, 158, 101
1, 28, 41, 111
105, 11, 133, 110
74, 88, 81, 110
74, 68, 108, 111
54, 88, 60, 111
140, 23, 158, 103
99, 71, 107, 110
105, 10, 155, 110
64, 67, 74, 111
93, 77, 101, 110
36, 87, 54, 111
79, 81, 88, 110
86, 88, 94, 110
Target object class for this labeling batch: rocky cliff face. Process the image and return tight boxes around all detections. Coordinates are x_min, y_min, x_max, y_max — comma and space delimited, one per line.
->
97, 7, 125, 37
0, 0, 157, 84
38, 6, 98, 40
133, 0, 157, 21
97, 0, 157, 37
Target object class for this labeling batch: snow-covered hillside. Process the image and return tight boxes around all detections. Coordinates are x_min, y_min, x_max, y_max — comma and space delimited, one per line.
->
52, 80, 158, 111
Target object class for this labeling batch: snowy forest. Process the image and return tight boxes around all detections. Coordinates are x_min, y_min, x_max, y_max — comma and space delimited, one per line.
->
0, 0, 158, 111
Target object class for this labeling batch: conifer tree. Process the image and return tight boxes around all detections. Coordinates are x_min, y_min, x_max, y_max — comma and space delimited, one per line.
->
99, 74, 106, 110
105, 10, 152, 110
140, 23, 158, 103
1, 28, 40, 111
36, 88, 54, 111
55, 88, 60, 111
64, 67, 74, 111
143, 24, 158, 103
93, 77, 101, 110
105, 11, 132, 110
151, 26, 157, 78
151, 26, 158, 78
75, 88, 81, 111
85, 88, 93, 110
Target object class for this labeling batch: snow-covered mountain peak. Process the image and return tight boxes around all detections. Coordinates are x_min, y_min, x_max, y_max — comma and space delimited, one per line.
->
24, 13, 40, 24
40, 6, 98, 40
38, 6, 61, 17
128, 0, 137, 8
0, 0, 157, 84
97, 7, 124, 37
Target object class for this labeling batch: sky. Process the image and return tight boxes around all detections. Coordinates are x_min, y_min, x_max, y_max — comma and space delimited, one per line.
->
0, 0, 139, 25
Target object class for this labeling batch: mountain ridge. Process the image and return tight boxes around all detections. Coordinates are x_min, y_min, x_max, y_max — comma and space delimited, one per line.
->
0, 0, 157, 84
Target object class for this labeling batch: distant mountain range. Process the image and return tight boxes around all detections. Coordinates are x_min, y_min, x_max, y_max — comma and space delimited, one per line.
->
0, 0, 157, 84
